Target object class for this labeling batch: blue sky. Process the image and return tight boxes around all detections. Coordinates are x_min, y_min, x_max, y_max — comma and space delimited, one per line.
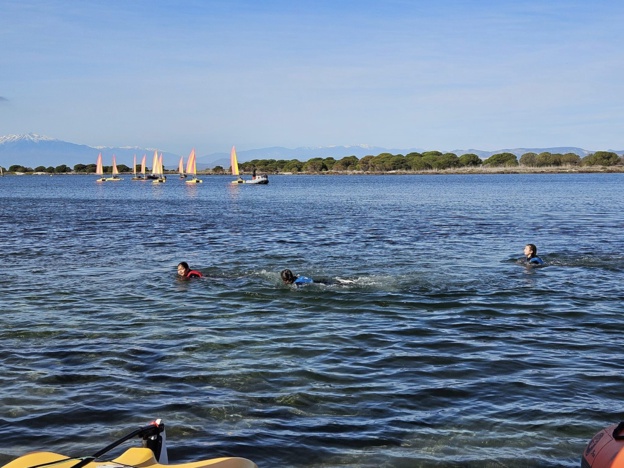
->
1, 0, 624, 154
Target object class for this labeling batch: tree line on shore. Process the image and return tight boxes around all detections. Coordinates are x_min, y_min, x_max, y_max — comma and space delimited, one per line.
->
4, 150, 623, 174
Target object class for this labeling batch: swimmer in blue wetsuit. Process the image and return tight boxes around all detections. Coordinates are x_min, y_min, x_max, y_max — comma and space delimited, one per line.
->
280, 269, 353, 286
281, 269, 314, 286
523, 244, 544, 265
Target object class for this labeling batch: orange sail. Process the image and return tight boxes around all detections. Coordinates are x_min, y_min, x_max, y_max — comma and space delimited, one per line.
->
133, 155, 137, 176
112, 155, 119, 176
230, 146, 239, 176
95, 153, 103, 176
178, 156, 185, 176
151, 150, 160, 177
186, 149, 196, 176
185, 149, 202, 183
141, 154, 146, 176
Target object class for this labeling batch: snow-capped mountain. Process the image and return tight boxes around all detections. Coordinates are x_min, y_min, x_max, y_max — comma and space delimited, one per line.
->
0, 134, 180, 169
0, 133, 59, 144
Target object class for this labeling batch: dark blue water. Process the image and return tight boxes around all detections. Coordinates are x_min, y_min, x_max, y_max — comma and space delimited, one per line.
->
1, 173, 623, 467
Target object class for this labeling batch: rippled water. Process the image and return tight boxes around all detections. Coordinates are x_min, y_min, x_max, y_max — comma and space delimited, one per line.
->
1, 173, 623, 467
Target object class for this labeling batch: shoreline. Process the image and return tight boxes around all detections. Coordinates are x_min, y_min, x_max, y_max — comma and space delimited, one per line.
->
4, 165, 624, 176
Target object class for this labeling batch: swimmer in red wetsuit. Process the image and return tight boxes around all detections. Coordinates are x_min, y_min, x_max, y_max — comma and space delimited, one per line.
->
177, 261, 203, 278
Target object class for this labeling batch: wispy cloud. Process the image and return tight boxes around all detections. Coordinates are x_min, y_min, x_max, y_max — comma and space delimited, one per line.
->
0, 97, 8, 102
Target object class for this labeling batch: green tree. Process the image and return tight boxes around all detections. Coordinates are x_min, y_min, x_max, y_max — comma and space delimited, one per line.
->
370, 153, 403, 171
303, 158, 327, 172
433, 153, 459, 170
561, 153, 581, 165
390, 155, 409, 171
9, 165, 31, 172
358, 155, 374, 171
263, 160, 280, 173
213, 165, 224, 173
483, 153, 518, 167
581, 151, 620, 166
333, 155, 359, 171
74, 164, 88, 172
282, 160, 304, 172
422, 150, 443, 158
519, 152, 538, 166
405, 152, 430, 170
421, 153, 439, 168
55, 164, 69, 173
34, 166, 46, 172
323, 157, 336, 171
458, 153, 482, 167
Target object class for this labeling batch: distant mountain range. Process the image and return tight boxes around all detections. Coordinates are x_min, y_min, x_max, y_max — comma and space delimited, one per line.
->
1, 133, 621, 169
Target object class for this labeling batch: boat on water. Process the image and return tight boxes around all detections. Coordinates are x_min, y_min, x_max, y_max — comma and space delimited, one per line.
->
1, 419, 256, 468
230, 146, 268, 185
151, 151, 166, 184
105, 155, 122, 181
185, 149, 202, 184
132, 154, 147, 180
145, 151, 160, 180
582, 421, 624, 467
131, 155, 139, 180
178, 156, 187, 179
95, 153, 106, 182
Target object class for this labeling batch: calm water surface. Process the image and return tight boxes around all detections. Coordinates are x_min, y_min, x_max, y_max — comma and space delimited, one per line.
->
1, 173, 623, 467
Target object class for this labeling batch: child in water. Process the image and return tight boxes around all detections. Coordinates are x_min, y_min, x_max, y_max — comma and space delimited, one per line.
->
523, 244, 544, 265
280, 269, 354, 286
280, 269, 314, 286
177, 262, 203, 278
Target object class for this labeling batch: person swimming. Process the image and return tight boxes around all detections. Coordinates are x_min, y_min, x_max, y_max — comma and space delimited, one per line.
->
177, 262, 203, 278
523, 244, 544, 265
280, 269, 353, 286
280, 269, 314, 286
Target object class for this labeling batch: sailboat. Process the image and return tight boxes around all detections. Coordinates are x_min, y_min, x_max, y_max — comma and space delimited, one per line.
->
133, 154, 147, 181
131, 154, 142, 180
105, 155, 122, 181
153, 152, 166, 184
95, 153, 106, 182
178, 156, 187, 179
230, 146, 268, 185
149, 150, 165, 183
147, 151, 159, 180
140, 154, 147, 179
185, 148, 202, 184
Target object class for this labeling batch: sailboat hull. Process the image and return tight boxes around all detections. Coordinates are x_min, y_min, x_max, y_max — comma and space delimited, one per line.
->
231, 176, 269, 185
245, 176, 269, 184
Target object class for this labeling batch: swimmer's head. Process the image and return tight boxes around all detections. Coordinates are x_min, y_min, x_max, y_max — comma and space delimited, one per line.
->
280, 269, 296, 284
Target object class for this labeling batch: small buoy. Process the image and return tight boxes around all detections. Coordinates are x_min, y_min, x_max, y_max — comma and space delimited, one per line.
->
582, 422, 624, 467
